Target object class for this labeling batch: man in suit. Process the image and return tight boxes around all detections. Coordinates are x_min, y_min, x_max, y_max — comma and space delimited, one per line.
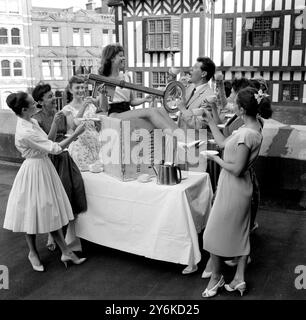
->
178, 57, 216, 130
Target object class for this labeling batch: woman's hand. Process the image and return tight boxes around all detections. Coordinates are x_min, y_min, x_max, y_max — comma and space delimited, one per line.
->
201, 108, 214, 124
206, 153, 220, 162
53, 111, 65, 126
97, 84, 108, 95
201, 96, 218, 112
83, 96, 97, 106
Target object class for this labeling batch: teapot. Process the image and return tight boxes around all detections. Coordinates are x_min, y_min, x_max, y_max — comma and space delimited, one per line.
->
152, 161, 182, 185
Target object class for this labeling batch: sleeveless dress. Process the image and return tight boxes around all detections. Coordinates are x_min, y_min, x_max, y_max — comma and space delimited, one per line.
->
107, 72, 132, 115
62, 103, 101, 170
33, 110, 87, 215
3, 118, 74, 234
203, 127, 263, 257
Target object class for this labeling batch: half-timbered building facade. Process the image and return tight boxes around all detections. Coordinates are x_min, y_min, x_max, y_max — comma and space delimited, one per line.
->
108, 0, 306, 106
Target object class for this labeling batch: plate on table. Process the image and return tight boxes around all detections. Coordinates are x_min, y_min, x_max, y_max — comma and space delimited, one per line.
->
79, 165, 89, 172
200, 150, 219, 156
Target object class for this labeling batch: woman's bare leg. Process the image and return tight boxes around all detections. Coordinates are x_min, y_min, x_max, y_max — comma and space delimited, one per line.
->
25, 234, 42, 265
110, 108, 178, 131
50, 229, 72, 256
228, 255, 247, 288
205, 254, 223, 290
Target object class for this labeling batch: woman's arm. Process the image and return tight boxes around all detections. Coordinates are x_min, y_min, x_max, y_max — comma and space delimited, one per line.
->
130, 95, 152, 107
209, 103, 223, 125
98, 92, 109, 112
25, 123, 85, 155
202, 109, 226, 148
58, 124, 85, 150
128, 75, 152, 107
207, 144, 250, 177
48, 111, 64, 141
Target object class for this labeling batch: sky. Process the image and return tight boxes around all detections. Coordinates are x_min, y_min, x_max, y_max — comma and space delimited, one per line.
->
31, 0, 89, 10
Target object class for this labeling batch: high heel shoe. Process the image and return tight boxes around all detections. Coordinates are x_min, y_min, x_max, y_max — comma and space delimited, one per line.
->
28, 253, 44, 272
201, 275, 225, 298
201, 270, 212, 279
61, 252, 87, 269
224, 281, 246, 296
182, 264, 198, 275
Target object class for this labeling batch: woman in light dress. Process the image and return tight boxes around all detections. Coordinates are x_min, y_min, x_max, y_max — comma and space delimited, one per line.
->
200, 87, 266, 298
62, 76, 101, 171
3, 92, 87, 271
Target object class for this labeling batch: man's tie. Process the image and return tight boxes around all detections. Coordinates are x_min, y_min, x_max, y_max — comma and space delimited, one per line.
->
186, 88, 196, 109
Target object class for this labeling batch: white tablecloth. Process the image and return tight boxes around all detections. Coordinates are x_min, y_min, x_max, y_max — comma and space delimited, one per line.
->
71, 171, 213, 266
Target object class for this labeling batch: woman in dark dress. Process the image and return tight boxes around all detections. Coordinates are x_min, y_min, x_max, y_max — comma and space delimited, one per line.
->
32, 83, 87, 251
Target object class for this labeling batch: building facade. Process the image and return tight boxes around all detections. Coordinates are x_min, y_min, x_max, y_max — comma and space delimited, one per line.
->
31, 3, 115, 104
108, 0, 306, 106
0, 0, 34, 110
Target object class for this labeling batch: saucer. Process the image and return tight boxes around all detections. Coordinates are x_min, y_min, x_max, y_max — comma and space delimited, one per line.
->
77, 117, 101, 122
137, 174, 152, 183
200, 150, 219, 156
217, 124, 226, 129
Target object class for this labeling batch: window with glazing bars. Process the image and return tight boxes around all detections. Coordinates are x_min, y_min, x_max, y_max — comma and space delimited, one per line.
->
224, 18, 234, 49
1, 60, 10, 76
0, 28, 8, 44
13, 60, 22, 76
293, 30, 302, 46
282, 84, 300, 102
245, 16, 280, 48
152, 72, 167, 88
146, 19, 171, 51
11, 28, 20, 45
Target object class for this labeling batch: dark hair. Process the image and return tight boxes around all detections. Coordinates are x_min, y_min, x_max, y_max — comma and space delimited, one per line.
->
236, 86, 272, 119
99, 44, 124, 77
65, 85, 73, 103
258, 96, 273, 119
196, 57, 216, 81
68, 75, 85, 88
6, 92, 29, 116
224, 80, 232, 98
248, 79, 261, 91
232, 78, 250, 93
32, 83, 51, 108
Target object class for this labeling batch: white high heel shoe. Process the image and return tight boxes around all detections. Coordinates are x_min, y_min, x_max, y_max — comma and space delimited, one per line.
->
61, 253, 87, 269
28, 253, 44, 272
182, 264, 198, 275
224, 281, 246, 296
201, 270, 212, 279
202, 275, 225, 298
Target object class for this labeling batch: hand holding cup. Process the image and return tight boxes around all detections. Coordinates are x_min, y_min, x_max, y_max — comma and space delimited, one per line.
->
53, 111, 65, 126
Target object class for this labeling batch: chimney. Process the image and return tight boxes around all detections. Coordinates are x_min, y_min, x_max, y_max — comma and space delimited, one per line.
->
86, 0, 96, 11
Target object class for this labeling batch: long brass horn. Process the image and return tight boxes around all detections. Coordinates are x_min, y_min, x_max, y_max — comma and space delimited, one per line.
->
87, 73, 185, 113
